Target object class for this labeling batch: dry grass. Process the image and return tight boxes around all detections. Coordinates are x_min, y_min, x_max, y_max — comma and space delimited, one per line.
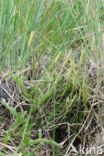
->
0, 0, 104, 155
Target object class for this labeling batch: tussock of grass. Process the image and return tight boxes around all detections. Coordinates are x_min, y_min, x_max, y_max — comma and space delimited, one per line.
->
0, 0, 104, 155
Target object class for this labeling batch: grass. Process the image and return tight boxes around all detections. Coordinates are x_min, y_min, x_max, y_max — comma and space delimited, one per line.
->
0, 0, 104, 155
